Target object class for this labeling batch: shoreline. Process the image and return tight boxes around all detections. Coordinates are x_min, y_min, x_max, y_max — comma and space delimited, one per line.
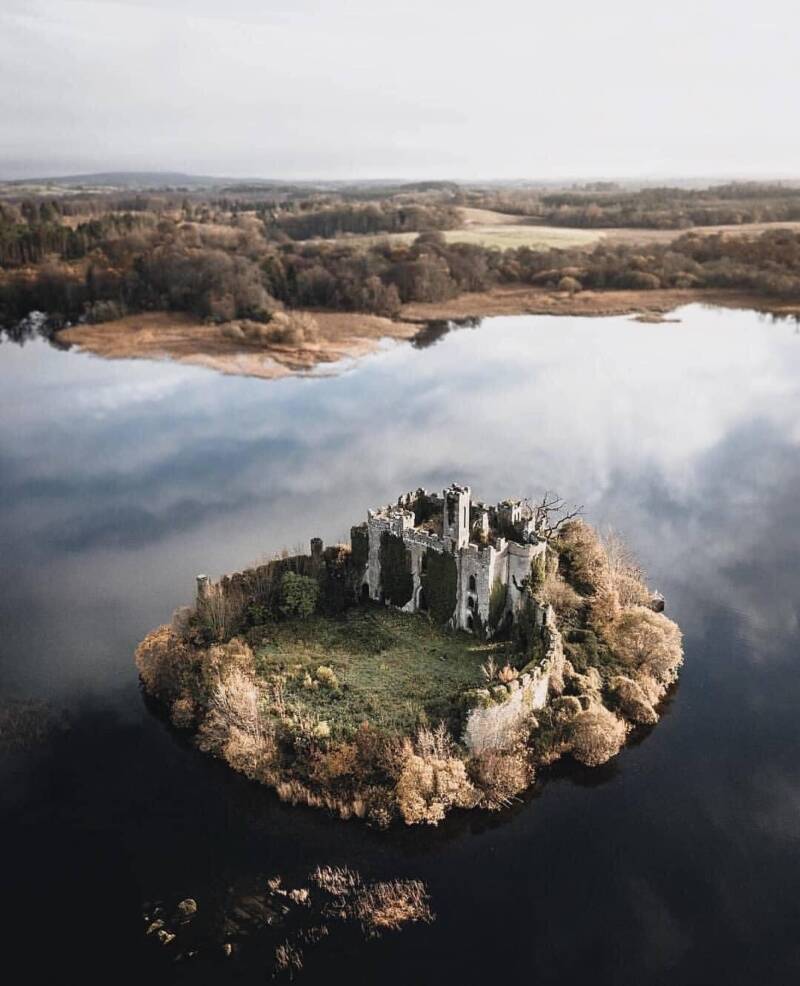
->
399, 285, 800, 322
57, 310, 420, 380
56, 287, 799, 381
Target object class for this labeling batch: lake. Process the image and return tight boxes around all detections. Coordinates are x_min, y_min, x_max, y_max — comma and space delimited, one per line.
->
1, 305, 799, 984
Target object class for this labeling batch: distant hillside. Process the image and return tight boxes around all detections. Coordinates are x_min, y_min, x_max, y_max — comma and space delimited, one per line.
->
3, 171, 235, 189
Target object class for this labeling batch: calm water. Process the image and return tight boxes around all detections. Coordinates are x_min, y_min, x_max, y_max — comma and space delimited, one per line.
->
2, 307, 799, 984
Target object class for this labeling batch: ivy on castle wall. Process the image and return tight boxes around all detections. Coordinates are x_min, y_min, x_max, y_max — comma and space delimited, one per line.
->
529, 551, 546, 593
411, 492, 439, 526
350, 525, 369, 574
379, 532, 414, 607
422, 548, 457, 625
488, 577, 506, 630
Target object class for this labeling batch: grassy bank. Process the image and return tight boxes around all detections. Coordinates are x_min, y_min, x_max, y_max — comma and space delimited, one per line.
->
254, 608, 504, 738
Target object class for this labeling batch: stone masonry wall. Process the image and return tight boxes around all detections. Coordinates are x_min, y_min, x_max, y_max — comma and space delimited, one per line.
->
462, 603, 565, 754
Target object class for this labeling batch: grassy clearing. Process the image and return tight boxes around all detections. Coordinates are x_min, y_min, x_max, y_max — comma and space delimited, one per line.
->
254, 608, 504, 737
315, 224, 601, 251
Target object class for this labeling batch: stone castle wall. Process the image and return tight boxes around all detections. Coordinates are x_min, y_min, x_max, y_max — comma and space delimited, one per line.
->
359, 486, 548, 634
462, 602, 565, 754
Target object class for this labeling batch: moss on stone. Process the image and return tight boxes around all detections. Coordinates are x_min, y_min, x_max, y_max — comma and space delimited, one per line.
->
422, 548, 457, 625
379, 532, 414, 607
350, 524, 369, 574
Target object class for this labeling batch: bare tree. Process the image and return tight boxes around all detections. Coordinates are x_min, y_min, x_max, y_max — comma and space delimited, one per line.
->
527, 491, 583, 539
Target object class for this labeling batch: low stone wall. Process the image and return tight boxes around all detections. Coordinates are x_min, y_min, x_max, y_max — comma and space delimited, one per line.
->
462, 605, 564, 755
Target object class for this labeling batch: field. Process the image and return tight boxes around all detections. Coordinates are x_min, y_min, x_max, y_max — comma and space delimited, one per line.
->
314, 214, 602, 251
254, 608, 504, 737
313, 206, 800, 252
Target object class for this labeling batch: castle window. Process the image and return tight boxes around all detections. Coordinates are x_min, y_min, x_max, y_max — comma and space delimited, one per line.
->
468, 574, 477, 592
466, 614, 474, 631
467, 595, 476, 611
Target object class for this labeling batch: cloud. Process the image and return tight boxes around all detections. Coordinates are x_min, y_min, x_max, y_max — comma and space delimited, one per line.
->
1, 1, 799, 178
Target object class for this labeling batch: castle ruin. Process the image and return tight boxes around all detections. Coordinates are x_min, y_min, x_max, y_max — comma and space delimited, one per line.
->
352, 483, 548, 634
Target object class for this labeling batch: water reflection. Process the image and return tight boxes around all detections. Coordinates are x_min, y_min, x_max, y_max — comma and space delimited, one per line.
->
2, 305, 800, 985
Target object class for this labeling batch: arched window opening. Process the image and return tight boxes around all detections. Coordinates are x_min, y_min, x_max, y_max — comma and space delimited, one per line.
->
466, 614, 474, 631
468, 574, 477, 592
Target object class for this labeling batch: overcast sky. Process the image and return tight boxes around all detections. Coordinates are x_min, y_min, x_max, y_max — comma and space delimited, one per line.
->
1, 0, 798, 181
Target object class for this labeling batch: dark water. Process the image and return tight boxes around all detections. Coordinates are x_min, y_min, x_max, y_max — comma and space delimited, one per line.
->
2, 307, 799, 984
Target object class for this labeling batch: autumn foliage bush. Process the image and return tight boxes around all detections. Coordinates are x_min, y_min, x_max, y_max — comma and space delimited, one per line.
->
394, 725, 477, 824
568, 702, 628, 766
134, 625, 197, 703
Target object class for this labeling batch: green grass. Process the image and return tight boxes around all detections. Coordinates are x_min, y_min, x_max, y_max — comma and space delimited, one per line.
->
254, 607, 505, 738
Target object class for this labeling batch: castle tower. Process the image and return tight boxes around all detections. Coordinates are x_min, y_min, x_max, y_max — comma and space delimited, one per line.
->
443, 483, 471, 549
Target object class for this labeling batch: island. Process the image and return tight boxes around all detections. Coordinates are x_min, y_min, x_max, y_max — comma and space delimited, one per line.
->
135, 484, 683, 826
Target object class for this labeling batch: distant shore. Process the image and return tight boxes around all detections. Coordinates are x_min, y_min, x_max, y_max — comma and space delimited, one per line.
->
399, 285, 800, 322
57, 310, 420, 380
57, 287, 799, 381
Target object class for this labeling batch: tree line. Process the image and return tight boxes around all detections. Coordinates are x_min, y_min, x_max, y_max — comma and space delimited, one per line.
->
271, 203, 460, 240
3, 218, 800, 329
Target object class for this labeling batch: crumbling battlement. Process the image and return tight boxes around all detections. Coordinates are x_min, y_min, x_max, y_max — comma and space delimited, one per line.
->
354, 484, 547, 634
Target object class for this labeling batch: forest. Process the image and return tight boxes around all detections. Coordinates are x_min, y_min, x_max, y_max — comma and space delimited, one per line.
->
2, 180, 800, 328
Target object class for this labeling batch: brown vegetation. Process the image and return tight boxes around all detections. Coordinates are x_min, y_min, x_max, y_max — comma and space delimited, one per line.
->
133, 509, 682, 826
57, 309, 418, 380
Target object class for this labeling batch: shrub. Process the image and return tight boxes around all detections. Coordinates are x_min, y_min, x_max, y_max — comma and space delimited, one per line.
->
309, 741, 358, 785
615, 270, 661, 290
222, 310, 319, 346
315, 665, 340, 690
84, 298, 126, 323
134, 625, 197, 703
469, 748, 532, 809
551, 694, 582, 724
555, 519, 607, 595
353, 879, 434, 936
395, 749, 477, 824
563, 660, 603, 702
210, 666, 265, 737
539, 573, 583, 622
394, 725, 477, 824
586, 576, 621, 632
557, 275, 582, 294
279, 571, 319, 619
608, 675, 659, 725
222, 724, 276, 779
609, 606, 683, 686
564, 628, 613, 673
199, 637, 256, 692
601, 530, 651, 607
568, 702, 627, 766
170, 693, 196, 728
196, 582, 246, 641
